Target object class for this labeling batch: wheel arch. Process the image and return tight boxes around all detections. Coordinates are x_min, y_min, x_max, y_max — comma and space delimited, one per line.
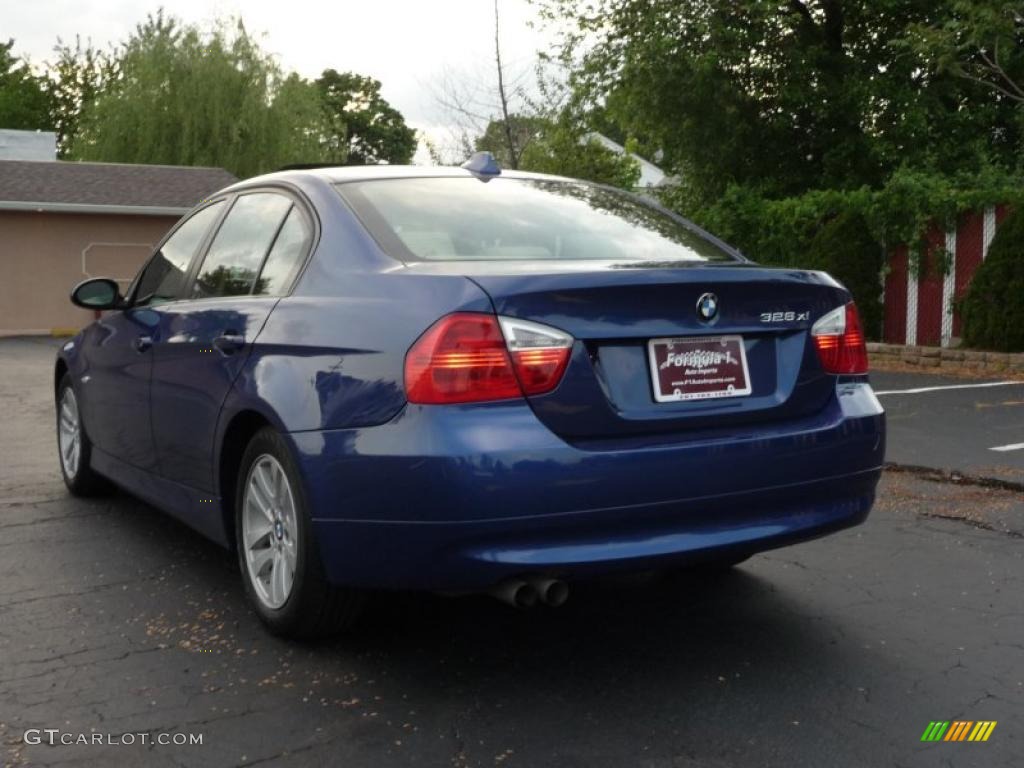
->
217, 409, 273, 550
54, 357, 69, 398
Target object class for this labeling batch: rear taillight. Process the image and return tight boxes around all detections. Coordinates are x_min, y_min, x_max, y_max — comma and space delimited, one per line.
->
405, 313, 573, 404
498, 317, 573, 395
405, 313, 521, 404
811, 301, 868, 374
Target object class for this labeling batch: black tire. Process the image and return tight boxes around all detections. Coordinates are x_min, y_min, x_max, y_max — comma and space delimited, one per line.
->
234, 427, 364, 639
56, 373, 111, 497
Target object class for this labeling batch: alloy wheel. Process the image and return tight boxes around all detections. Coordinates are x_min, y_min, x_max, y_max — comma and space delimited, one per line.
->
58, 388, 81, 479
242, 454, 299, 609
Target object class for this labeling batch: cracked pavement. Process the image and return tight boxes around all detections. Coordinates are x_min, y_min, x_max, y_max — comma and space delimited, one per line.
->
1, 336, 1021, 767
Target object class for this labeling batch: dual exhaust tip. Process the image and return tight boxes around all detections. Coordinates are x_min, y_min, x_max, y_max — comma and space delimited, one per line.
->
490, 577, 569, 608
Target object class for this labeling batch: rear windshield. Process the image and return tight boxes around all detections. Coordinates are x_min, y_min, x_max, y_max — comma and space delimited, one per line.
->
336, 177, 737, 264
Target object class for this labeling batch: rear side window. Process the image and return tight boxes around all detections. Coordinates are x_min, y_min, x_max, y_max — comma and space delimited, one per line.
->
191, 193, 292, 299
337, 178, 736, 264
134, 202, 224, 305
254, 207, 312, 296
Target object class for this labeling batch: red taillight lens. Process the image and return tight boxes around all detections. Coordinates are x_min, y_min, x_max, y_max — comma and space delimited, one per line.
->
812, 301, 868, 374
405, 313, 574, 404
499, 316, 573, 396
509, 347, 572, 395
405, 313, 521, 404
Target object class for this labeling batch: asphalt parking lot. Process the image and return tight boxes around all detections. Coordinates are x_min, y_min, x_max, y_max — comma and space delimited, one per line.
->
872, 371, 1024, 485
1, 336, 1021, 768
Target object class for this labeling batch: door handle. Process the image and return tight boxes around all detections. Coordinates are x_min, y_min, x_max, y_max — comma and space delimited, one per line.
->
133, 335, 152, 353
213, 331, 245, 354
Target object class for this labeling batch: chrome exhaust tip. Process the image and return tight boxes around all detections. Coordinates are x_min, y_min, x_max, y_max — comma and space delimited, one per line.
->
527, 577, 569, 607
490, 579, 538, 608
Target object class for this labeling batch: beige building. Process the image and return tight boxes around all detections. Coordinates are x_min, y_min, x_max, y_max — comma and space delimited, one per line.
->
0, 159, 236, 335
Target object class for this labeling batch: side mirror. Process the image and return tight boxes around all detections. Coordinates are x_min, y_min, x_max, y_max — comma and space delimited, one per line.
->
70, 278, 125, 310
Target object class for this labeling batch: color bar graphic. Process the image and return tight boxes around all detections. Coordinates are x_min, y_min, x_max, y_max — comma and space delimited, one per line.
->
944, 721, 972, 741
921, 720, 996, 742
921, 721, 949, 741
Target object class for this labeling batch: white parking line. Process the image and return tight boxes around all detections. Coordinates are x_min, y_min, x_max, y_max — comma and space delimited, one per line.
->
989, 442, 1024, 453
874, 381, 1021, 396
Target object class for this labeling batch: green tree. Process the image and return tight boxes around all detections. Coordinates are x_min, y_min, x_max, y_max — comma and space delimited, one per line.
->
45, 37, 113, 156
473, 65, 641, 187
0, 39, 52, 130
535, 0, 1019, 204
71, 11, 321, 177
474, 114, 547, 168
910, 0, 1024, 108
518, 121, 640, 188
315, 69, 417, 164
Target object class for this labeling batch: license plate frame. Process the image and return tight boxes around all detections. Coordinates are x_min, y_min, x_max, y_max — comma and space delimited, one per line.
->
647, 335, 752, 403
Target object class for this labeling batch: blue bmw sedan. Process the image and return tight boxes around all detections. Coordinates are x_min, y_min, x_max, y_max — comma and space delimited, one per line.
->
55, 157, 885, 637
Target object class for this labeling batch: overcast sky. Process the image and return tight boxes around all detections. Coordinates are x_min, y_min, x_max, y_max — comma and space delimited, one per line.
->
7, 0, 560, 161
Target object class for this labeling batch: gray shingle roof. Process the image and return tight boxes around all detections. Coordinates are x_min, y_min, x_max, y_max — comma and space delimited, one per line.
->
0, 160, 237, 212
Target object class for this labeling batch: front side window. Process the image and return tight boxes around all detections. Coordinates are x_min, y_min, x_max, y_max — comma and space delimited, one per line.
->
191, 193, 292, 299
337, 178, 737, 264
134, 202, 224, 306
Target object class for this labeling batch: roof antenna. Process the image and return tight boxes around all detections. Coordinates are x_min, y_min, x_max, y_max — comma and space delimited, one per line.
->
461, 151, 502, 180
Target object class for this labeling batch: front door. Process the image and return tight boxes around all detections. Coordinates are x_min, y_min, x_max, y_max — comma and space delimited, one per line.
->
79, 200, 227, 471
78, 307, 159, 470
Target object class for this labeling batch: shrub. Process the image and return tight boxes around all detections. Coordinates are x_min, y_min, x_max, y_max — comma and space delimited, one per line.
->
804, 212, 884, 341
961, 208, 1024, 352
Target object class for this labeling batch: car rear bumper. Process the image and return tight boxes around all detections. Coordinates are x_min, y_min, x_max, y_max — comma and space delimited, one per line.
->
291, 381, 885, 590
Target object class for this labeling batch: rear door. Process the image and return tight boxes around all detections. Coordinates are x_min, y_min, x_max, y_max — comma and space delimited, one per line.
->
149, 190, 314, 491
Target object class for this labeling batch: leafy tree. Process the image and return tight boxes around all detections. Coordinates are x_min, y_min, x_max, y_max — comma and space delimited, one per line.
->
0, 39, 52, 130
474, 114, 547, 168
910, 1, 1024, 108
275, 73, 324, 163
45, 37, 113, 156
519, 122, 640, 188
70, 11, 321, 177
534, 0, 1019, 204
315, 69, 416, 164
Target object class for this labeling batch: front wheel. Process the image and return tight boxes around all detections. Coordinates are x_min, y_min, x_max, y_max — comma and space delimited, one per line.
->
56, 374, 110, 496
235, 427, 364, 638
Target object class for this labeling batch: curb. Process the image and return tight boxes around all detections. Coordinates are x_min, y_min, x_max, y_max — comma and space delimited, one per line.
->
868, 342, 1024, 378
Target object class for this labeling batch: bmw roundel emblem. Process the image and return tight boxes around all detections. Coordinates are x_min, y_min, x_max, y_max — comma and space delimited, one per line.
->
696, 292, 719, 321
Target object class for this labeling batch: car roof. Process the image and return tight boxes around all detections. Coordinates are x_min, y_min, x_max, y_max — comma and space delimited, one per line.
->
220, 164, 576, 195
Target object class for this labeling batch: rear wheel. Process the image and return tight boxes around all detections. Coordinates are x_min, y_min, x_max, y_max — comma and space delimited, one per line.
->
235, 427, 364, 638
56, 374, 110, 496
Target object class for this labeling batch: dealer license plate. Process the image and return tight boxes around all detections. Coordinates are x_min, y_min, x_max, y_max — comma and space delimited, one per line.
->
648, 335, 752, 403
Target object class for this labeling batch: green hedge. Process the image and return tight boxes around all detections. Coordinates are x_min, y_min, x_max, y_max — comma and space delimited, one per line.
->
657, 168, 1023, 345
660, 186, 884, 336
961, 208, 1024, 352
804, 212, 884, 340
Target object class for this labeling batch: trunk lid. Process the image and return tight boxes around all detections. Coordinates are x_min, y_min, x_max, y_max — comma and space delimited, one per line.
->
408, 260, 852, 441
